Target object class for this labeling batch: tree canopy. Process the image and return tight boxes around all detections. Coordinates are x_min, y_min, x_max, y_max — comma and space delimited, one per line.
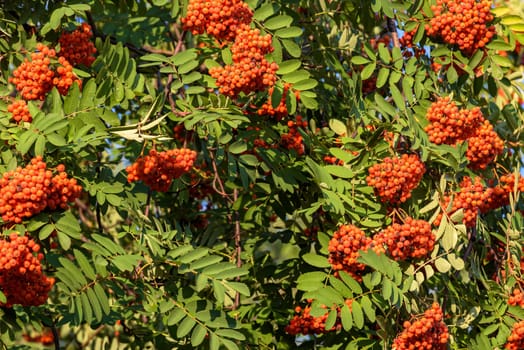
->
1, 0, 524, 349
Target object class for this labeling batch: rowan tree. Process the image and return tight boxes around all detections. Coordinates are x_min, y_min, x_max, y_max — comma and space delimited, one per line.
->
0, 0, 523, 349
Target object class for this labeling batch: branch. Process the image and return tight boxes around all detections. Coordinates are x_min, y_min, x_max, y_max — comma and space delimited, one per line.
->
386, 17, 401, 48
233, 188, 241, 310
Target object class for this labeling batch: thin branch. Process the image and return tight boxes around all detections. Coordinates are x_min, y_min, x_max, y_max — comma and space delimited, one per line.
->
386, 17, 401, 48
233, 188, 241, 310
51, 324, 59, 350
208, 149, 231, 200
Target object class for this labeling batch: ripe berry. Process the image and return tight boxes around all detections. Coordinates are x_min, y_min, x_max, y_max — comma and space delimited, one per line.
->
257, 83, 294, 121
505, 320, 524, 349
9, 43, 82, 100
425, 0, 495, 55
58, 23, 97, 67
392, 302, 449, 350
328, 225, 375, 281
366, 154, 426, 205
181, 0, 253, 41
10, 44, 56, 100
126, 148, 197, 192
509, 289, 524, 307
280, 116, 307, 156
0, 233, 54, 307
209, 24, 278, 97
465, 119, 504, 170
373, 217, 435, 261
425, 97, 483, 145
285, 299, 353, 335
7, 99, 32, 123
0, 157, 82, 223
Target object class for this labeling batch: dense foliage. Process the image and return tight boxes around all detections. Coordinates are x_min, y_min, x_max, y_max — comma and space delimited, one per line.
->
0, 0, 524, 349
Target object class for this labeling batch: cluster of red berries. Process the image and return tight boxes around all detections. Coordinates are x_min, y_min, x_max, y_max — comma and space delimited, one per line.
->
425, 96, 483, 145
280, 116, 307, 156
505, 320, 524, 349
209, 24, 278, 97
425, 0, 495, 55
7, 99, 32, 123
58, 23, 97, 67
0, 157, 82, 224
466, 119, 504, 170
366, 153, 426, 205
392, 303, 449, 350
374, 217, 435, 261
0, 233, 55, 307
435, 176, 490, 228
328, 224, 374, 281
509, 289, 524, 307
425, 97, 504, 170
181, 0, 253, 41
173, 124, 194, 145
435, 174, 523, 228
9, 43, 81, 101
285, 299, 353, 335
126, 148, 197, 192
257, 83, 294, 121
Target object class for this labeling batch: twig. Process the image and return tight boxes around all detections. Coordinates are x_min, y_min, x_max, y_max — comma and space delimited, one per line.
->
386, 18, 401, 48
208, 149, 230, 200
51, 324, 60, 350
233, 188, 241, 310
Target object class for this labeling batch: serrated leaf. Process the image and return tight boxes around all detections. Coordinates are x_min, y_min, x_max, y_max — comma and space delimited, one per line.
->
73, 249, 97, 280
215, 329, 246, 340
81, 292, 93, 324
87, 287, 103, 322
338, 271, 363, 294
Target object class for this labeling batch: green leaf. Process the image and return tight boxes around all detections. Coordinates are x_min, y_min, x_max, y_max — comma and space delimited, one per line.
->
253, 3, 277, 21
178, 247, 210, 264
275, 27, 302, 38
292, 79, 317, 90
435, 257, 451, 273
167, 308, 186, 326
264, 15, 293, 30
281, 39, 301, 58
361, 62, 376, 80
447, 65, 458, 83
171, 49, 197, 66
277, 59, 301, 75
378, 43, 391, 64
215, 329, 246, 341
351, 56, 370, 65
338, 271, 363, 294
340, 303, 353, 331
302, 253, 330, 268
191, 324, 207, 347
352, 301, 364, 329
177, 316, 196, 338
376, 68, 389, 88
73, 249, 97, 280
